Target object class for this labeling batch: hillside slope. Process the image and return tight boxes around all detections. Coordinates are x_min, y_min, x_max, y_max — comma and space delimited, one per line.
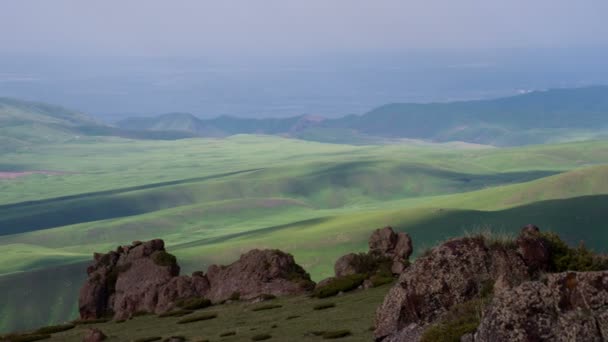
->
115, 86, 608, 145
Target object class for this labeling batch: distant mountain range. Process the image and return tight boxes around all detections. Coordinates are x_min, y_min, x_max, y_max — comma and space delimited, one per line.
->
3, 86, 608, 148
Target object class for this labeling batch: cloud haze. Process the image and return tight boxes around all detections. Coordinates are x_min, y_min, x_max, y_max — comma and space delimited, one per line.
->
1, 0, 607, 57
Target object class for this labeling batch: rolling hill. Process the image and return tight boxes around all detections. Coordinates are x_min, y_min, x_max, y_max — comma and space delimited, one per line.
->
115, 86, 608, 146
1, 135, 608, 333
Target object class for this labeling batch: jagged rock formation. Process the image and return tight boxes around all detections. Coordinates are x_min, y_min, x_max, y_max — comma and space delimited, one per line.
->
79, 241, 313, 320
79, 239, 180, 320
476, 272, 608, 342
334, 226, 412, 278
369, 227, 413, 274
374, 225, 608, 342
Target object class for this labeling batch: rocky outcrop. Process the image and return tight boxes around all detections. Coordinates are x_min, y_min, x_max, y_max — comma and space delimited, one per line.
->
476, 272, 608, 342
515, 224, 551, 273
205, 249, 315, 302
333, 226, 412, 278
374, 225, 608, 341
374, 235, 531, 341
79, 241, 313, 320
369, 227, 413, 274
79, 239, 180, 320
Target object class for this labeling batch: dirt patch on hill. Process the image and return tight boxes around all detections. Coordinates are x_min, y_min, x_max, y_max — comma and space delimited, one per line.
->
0, 171, 70, 179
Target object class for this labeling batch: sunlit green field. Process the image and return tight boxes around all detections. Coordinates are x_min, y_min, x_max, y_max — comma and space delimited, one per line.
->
1, 135, 608, 333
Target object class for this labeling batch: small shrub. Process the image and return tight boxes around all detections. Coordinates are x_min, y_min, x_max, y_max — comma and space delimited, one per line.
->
175, 297, 212, 310
465, 228, 516, 250
133, 310, 150, 317
369, 274, 394, 287
310, 331, 325, 336
176, 313, 218, 324
34, 323, 75, 334
256, 293, 276, 301
0, 334, 51, 342
116, 319, 126, 324
151, 251, 177, 267
540, 232, 608, 272
251, 333, 272, 341
312, 274, 367, 298
229, 291, 241, 301
219, 331, 236, 337
420, 299, 485, 342
132, 337, 162, 342
158, 309, 194, 318
322, 330, 352, 339
72, 318, 110, 325
271, 324, 278, 328
251, 304, 282, 312
313, 302, 336, 310
286, 315, 300, 320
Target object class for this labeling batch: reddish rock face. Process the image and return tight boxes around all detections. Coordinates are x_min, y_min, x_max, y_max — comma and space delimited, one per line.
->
79, 239, 186, 320
79, 241, 313, 320
205, 249, 315, 303
476, 272, 608, 342
82, 328, 106, 342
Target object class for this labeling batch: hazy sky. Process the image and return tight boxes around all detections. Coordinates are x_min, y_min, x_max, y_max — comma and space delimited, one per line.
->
2, 0, 607, 57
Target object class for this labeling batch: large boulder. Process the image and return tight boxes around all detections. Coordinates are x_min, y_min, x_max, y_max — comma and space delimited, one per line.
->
205, 249, 315, 302
79, 239, 185, 320
79, 241, 315, 320
475, 271, 608, 342
374, 235, 530, 341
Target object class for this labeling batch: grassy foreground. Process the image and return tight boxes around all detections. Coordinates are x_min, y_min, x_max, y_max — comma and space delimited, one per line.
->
17, 284, 392, 342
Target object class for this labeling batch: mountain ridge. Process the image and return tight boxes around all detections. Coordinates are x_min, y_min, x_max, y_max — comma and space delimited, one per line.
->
115, 86, 608, 146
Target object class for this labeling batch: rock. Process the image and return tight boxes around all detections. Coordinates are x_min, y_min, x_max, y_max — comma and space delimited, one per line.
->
475, 271, 608, 342
334, 253, 363, 277
315, 277, 337, 289
205, 249, 315, 303
82, 328, 106, 342
79, 241, 315, 320
516, 224, 551, 273
363, 279, 374, 289
369, 226, 413, 275
79, 239, 186, 320
374, 236, 529, 341
156, 273, 211, 313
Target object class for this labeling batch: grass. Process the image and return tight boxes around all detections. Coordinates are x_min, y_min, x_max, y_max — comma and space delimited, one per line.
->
313, 303, 336, 311
34, 285, 390, 341
176, 313, 218, 324
322, 330, 352, 339
174, 298, 211, 311
250, 304, 282, 312
1, 136, 608, 333
34, 324, 75, 334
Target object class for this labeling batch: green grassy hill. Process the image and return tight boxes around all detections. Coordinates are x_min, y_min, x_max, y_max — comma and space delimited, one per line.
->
1, 135, 608, 333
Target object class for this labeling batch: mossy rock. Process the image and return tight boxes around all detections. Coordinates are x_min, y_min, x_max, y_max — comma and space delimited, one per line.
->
151, 251, 177, 267
313, 274, 367, 298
